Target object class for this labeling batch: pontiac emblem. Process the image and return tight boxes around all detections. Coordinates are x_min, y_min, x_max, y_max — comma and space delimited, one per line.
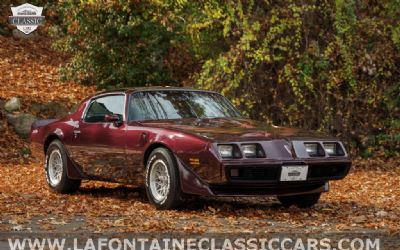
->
9, 3, 45, 34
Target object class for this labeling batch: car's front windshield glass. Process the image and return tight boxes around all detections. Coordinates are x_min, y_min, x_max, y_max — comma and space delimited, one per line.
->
129, 90, 242, 121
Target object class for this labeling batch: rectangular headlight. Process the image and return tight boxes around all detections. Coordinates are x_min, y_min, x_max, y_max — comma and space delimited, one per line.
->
218, 145, 233, 158
323, 143, 336, 155
304, 143, 325, 156
323, 143, 345, 156
241, 144, 257, 158
305, 143, 317, 155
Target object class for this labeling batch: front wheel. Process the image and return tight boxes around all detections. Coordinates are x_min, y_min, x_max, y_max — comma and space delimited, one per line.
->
278, 193, 321, 208
45, 140, 81, 193
145, 147, 182, 210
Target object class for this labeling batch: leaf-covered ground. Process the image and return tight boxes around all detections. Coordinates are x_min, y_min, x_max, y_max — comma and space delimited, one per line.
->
0, 35, 95, 164
0, 159, 400, 234
0, 36, 96, 105
0, 36, 399, 235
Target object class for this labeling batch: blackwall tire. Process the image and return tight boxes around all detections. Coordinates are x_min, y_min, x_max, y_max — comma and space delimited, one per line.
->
45, 140, 81, 194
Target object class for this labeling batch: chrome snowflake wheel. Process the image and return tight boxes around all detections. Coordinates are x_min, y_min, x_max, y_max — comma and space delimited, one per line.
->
149, 159, 171, 202
48, 149, 63, 186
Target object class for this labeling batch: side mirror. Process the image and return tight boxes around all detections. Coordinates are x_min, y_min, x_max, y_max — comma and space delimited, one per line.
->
104, 114, 123, 126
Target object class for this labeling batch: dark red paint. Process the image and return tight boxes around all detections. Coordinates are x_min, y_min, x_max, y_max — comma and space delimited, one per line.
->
30, 87, 351, 197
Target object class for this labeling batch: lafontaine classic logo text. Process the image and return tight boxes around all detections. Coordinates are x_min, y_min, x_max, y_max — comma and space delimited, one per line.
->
8, 3, 45, 34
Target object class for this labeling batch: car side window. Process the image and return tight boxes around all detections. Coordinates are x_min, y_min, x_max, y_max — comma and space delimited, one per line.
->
129, 92, 159, 121
84, 95, 125, 123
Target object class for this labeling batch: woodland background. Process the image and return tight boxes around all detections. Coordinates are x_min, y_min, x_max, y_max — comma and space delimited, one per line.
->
0, 0, 400, 236
1, 0, 399, 157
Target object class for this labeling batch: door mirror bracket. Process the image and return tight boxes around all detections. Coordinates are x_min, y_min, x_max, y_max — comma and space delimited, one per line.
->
104, 114, 123, 127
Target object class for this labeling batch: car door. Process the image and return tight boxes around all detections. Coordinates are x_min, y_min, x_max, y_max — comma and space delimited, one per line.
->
70, 94, 129, 182
126, 92, 156, 185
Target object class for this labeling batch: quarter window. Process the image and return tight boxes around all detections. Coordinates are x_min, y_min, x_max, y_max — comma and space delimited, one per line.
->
84, 95, 125, 123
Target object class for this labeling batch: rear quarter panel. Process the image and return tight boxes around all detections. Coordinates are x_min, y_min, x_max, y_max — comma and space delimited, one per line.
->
30, 100, 88, 160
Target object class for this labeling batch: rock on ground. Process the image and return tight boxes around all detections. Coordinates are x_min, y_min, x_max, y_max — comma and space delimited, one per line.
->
29, 101, 68, 118
6, 113, 37, 138
4, 97, 21, 112
12, 29, 39, 40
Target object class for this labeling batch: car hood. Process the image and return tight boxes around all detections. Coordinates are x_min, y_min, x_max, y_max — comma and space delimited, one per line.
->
138, 118, 334, 142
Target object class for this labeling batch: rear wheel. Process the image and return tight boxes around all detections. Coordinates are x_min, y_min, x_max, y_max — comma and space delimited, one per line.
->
145, 147, 182, 210
45, 140, 81, 193
278, 193, 321, 208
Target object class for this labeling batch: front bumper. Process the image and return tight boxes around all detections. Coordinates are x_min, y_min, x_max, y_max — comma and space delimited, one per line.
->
209, 181, 330, 196
224, 159, 351, 183
178, 158, 351, 197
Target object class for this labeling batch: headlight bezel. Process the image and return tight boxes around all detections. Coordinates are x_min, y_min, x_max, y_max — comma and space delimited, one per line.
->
217, 143, 266, 159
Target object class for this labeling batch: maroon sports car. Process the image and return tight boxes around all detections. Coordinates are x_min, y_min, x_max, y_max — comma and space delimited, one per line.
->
30, 87, 351, 209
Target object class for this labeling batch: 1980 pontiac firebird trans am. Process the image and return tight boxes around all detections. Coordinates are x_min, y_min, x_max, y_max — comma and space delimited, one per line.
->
30, 87, 351, 209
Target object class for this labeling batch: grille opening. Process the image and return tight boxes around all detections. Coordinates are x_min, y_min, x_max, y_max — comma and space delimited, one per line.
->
308, 164, 348, 178
228, 166, 279, 181
227, 164, 349, 181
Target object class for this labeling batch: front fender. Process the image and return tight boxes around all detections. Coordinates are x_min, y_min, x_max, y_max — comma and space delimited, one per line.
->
175, 156, 214, 196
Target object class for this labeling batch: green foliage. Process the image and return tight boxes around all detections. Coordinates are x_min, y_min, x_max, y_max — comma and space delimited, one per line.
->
54, 0, 192, 88
53, 0, 399, 156
184, 0, 400, 156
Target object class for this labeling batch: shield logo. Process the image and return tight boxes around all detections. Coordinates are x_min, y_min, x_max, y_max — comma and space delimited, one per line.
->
9, 3, 45, 35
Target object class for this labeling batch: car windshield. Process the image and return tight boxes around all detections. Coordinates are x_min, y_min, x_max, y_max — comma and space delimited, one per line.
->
129, 90, 242, 121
